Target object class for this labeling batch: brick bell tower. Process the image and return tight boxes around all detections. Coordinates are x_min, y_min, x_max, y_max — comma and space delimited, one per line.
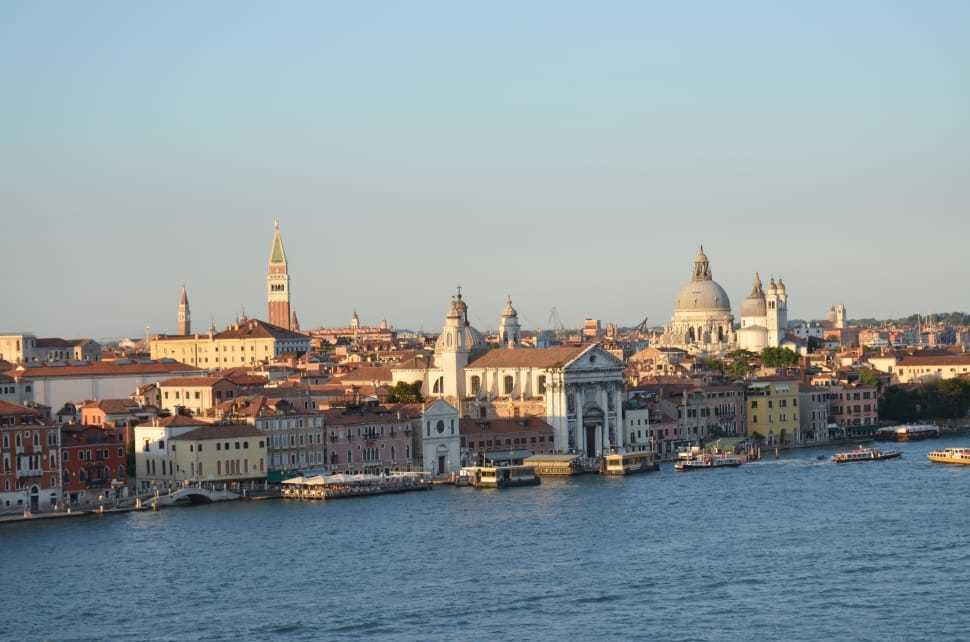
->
267, 219, 292, 330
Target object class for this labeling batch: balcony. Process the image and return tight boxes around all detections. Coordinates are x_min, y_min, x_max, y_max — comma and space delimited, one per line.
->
16, 467, 43, 479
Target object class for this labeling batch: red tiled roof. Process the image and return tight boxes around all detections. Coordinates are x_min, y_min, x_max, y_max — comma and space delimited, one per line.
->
897, 355, 970, 366
467, 346, 588, 369
15, 361, 200, 379
170, 423, 263, 441
332, 366, 393, 383
154, 319, 307, 342
158, 376, 231, 388
322, 408, 415, 426
83, 399, 139, 414
0, 400, 42, 417
155, 415, 210, 428
459, 417, 553, 436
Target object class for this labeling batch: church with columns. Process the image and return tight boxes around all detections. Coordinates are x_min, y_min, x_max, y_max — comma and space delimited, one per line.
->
391, 290, 627, 458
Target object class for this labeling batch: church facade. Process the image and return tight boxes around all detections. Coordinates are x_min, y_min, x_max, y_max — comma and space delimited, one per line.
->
392, 290, 627, 458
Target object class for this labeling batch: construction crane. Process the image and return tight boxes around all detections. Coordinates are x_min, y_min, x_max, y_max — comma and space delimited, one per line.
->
633, 315, 650, 334
546, 307, 568, 342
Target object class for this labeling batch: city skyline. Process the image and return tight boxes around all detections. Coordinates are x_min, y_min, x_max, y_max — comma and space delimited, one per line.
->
2, 2, 969, 336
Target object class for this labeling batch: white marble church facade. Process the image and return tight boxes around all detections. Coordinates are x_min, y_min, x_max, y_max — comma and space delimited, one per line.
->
392, 291, 627, 457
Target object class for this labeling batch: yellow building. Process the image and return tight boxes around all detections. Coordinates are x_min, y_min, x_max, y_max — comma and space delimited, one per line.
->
150, 319, 310, 369
169, 423, 268, 484
745, 380, 800, 448
157, 376, 241, 415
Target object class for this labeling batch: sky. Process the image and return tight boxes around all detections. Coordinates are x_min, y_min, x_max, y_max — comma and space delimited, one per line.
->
1, 1, 968, 339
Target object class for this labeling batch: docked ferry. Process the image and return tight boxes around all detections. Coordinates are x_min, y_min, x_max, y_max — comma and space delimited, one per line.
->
928, 447, 970, 465
832, 447, 902, 463
673, 451, 743, 472
460, 465, 541, 489
874, 424, 940, 442
602, 451, 660, 475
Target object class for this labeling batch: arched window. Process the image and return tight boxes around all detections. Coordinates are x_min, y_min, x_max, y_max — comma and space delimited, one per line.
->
503, 375, 514, 395
450, 419, 455, 434
347, 450, 353, 464
687, 327, 695, 343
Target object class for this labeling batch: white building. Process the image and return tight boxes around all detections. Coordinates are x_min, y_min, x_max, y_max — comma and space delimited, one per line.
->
12, 361, 201, 415
392, 290, 627, 458
737, 273, 789, 352
421, 399, 461, 476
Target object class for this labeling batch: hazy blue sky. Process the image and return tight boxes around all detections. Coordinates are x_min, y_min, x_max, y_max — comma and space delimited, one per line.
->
2, 1, 968, 339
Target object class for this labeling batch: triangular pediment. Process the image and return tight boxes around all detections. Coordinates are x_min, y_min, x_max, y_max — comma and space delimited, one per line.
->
563, 345, 624, 371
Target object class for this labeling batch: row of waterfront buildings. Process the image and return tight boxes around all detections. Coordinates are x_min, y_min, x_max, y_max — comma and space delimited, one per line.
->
3, 223, 969, 514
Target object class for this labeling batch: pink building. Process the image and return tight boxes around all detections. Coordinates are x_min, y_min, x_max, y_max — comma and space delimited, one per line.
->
323, 406, 418, 474
828, 384, 878, 427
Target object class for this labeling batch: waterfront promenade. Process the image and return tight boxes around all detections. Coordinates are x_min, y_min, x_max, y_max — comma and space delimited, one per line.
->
3, 437, 970, 641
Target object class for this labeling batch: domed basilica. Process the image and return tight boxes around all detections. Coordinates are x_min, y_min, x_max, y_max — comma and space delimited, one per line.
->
657, 247, 788, 354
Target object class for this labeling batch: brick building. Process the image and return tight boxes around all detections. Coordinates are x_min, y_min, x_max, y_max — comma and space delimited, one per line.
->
60, 426, 127, 506
459, 417, 555, 464
323, 406, 419, 474
0, 401, 61, 513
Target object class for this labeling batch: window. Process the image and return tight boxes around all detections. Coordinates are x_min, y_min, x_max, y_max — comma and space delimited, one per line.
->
537, 376, 546, 395
470, 376, 481, 396
436, 420, 445, 435
503, 375, 514, 395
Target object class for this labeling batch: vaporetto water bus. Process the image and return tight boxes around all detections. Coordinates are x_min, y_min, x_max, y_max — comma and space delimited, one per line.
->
459, 465, 541, 489
673, 448, 744, 472
602, 451, 660, 475
832, 447, 902, 463
928, 447, 970, 465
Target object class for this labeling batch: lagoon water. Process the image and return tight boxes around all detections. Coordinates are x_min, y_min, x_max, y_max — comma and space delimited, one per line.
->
4, 437, 970, 641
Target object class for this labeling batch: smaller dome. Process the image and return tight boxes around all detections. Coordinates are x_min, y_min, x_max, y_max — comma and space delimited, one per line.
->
777, 277, 786, 295
741, 273, 767, 318
501, 295, 518, 318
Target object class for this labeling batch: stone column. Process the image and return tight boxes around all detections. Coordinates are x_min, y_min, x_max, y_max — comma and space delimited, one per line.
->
599, 386, 610, 455
614, 385, 624, 449
575, 387, 584, 455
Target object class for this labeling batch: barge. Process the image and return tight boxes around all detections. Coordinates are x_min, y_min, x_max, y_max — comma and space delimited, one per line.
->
874, 424, 940, 442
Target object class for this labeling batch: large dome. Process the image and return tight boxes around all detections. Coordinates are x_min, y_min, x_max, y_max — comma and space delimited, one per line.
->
675, 279, 731, 312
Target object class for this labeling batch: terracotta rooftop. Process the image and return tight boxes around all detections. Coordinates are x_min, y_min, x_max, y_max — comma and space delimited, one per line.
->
170, 423, 263, 441
323, 407, 417, 426
459, 417, 553, 435
158, 376, 232, 388
14, 361, 200, 379
82, 398, 139, 414
332, 366, 393, 383
897, 355, 970, 366
0, 400, 42, 417
467, 346, 588, 369
155, 414, 210, 428
154, 319, 307, 343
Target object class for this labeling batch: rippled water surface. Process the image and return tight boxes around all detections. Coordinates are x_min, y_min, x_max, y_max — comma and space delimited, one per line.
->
4, 437, 970, 641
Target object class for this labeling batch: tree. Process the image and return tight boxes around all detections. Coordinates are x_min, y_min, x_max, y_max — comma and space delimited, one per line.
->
858, 369, 879, 387
760, 347, 799, 368
387, 381, 424, 404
